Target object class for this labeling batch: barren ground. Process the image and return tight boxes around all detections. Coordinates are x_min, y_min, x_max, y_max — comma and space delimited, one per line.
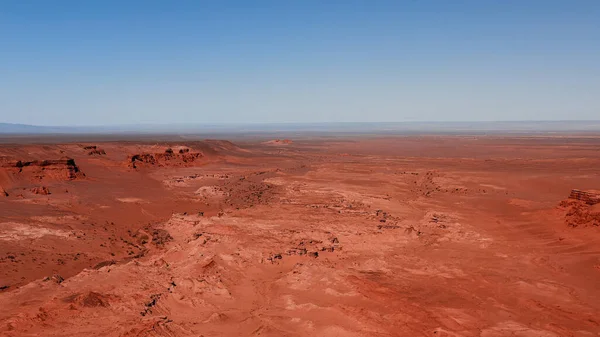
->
1, 135, 600, 336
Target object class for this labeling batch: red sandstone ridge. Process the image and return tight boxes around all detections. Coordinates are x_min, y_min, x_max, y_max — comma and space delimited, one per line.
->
83, 145, 106, 156
568, 189, 600, 205
128, 148, 203, 169
1, 157, 84, 181
558, 189, 600, 227
0, 185, 7, 197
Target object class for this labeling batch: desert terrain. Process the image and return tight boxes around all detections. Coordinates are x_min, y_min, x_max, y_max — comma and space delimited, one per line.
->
0, 134, 600, 336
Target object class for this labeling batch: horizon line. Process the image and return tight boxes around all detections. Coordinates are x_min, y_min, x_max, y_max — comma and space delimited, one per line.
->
3, 119, 600, 129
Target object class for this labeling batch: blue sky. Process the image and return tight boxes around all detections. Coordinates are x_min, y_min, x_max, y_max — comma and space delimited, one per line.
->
1, 1, 599, 126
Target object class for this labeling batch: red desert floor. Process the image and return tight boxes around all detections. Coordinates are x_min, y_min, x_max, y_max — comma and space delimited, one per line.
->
1, 135, 600, 336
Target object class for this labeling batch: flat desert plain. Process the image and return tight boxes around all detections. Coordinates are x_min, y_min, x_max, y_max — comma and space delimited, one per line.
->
1, 135, 600, 336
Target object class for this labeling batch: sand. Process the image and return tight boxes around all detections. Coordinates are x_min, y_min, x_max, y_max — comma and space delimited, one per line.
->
0, 135, 599, 336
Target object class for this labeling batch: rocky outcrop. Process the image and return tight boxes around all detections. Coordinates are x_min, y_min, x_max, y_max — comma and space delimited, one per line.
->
559, 199, 600, 227
31, 186, 51, 195
63, 291, 111, 308
560, 190, 600, 228
84, 145, 106, 156
0, 186, 7, 197
151, 229, 172, 246
128, 149, 203, 169
43, 274, 64, 284
1, 157, 84, 180
568, 189, 600, 205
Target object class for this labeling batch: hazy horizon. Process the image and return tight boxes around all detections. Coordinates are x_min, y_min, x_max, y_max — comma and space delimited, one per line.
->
1, 1, 599, 126
3, 120, 600, 136
4, 120, 600, 128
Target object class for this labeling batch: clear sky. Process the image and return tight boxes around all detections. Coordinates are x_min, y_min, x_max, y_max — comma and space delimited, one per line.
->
1, 1, 599, 126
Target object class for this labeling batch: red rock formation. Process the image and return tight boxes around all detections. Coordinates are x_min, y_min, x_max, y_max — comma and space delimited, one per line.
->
559, 199, 600, 227
1, 157, 84, 180
88, 149, 106, 155
63, 291, 111, 308
83, 145, 107, 155
31, 186, 51, 195
568, 189, 600, 205
128, 149, 203, 168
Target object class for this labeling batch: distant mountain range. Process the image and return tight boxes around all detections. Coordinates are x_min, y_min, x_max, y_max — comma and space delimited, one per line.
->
1, 121, 600, 135
0, 123, 64, 133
